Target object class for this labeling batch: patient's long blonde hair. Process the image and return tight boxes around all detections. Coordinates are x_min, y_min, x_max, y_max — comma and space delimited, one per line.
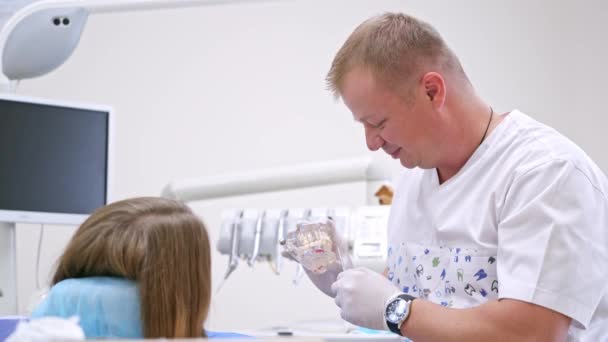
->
52, 197, 212, 338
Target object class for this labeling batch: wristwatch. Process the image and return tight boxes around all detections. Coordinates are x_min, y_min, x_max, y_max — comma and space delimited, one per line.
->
384, 293, 416, 336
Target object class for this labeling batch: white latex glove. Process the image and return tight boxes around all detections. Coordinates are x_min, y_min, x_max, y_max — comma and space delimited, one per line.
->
282, 219, 352, 298
282, 250, 346, 298
304, 260, 344, 298
331, 267, 401, 330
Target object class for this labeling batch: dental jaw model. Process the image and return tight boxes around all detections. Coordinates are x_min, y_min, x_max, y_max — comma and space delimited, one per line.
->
283, 220, 342, 274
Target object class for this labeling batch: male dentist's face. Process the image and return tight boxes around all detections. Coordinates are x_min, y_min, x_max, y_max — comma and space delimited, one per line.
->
341, 68, 437, 169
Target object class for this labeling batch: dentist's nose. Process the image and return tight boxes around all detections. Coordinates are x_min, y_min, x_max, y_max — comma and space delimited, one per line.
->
364, 126, 384, 151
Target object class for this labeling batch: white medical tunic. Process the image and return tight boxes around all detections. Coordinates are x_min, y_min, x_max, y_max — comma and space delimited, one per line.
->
386, 110, 608, 341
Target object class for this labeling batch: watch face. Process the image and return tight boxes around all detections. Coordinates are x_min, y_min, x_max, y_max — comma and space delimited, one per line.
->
385, 298, 408, 324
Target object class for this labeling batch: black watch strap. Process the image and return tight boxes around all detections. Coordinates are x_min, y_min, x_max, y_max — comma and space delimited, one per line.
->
386, 294, 416, 336
386, 321, 401, 336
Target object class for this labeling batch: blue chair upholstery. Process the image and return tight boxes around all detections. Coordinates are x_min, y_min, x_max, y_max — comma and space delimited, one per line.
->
31, 277, 142, 339
31, 277, 251, 339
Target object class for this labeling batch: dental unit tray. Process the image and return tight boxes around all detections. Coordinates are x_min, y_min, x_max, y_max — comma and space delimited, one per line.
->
216, 206, 390, 283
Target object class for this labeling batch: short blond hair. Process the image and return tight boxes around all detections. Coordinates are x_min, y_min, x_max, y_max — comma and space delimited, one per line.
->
326, 12, 464, 99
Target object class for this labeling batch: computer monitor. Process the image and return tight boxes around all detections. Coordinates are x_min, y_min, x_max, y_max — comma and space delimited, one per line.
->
0, 94, 112, 225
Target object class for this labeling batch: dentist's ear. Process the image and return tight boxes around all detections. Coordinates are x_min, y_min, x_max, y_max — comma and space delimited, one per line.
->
427, 88, 437, 101
421, 72, 446, 109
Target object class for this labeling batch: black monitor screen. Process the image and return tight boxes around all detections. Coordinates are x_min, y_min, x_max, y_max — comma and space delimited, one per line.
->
0, 99, 108, 215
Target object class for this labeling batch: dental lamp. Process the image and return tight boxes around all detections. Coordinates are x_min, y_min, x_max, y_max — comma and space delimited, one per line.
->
0, 0, 282, 92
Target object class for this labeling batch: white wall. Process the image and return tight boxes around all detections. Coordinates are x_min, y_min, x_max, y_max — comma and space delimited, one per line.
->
12, 0, 608, 331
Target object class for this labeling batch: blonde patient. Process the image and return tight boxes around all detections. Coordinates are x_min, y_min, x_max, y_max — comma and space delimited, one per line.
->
31, 197, 248, 339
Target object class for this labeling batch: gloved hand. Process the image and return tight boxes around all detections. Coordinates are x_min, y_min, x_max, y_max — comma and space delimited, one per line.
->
331, 267, 401, 330
300, 261, 344, 298
281, 251, 342, 297
281, 218, 352, 298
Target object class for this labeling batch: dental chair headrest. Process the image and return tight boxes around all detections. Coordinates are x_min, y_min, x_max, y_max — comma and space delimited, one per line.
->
31, 277, 142, 339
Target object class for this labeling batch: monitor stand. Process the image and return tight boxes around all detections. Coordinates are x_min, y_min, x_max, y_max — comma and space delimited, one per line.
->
0, 222, 17, 315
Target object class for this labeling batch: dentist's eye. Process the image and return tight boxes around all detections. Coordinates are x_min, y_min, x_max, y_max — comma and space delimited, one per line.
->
374, 119, 387, 129
362, 118, 386, 130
